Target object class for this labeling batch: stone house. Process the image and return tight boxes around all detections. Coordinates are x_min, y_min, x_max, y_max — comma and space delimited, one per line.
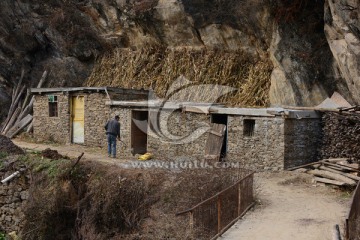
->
31, 87, 149, 146
31, 87, 322, 170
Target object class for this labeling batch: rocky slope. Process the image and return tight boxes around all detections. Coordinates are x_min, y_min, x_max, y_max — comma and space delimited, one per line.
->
0, 0, 359, 120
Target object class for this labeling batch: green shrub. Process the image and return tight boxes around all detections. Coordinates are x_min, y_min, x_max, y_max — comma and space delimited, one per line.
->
0, 232, 6, 240
0, 151, 7, 159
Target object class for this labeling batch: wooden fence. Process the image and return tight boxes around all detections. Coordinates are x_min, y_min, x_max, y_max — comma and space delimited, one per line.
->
346, 181, 360, 240
176, 171, 254, 239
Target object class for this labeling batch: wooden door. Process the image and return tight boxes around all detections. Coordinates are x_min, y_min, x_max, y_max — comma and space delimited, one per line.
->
204, 123, 226, 161
72, 96, 85, 143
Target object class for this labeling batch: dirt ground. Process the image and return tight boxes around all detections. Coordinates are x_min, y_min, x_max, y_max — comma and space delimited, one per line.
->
0, 135, 24, 155
12, 138, 134, 167
12, 139, 352, 239
220, 171, 351, 240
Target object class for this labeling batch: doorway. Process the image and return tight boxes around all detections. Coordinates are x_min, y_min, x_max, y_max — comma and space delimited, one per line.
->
211, 114, 228, 160
71, 96, 85, 144
131, 110, 148, 154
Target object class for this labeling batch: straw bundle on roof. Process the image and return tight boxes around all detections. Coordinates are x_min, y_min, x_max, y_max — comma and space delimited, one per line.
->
85, 46, 272, 107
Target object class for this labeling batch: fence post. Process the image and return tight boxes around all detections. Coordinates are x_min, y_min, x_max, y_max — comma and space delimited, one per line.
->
189, 211, 194, 234
217, 195, 222, 234
345, 218, 349, 240
238, 181, 242, 216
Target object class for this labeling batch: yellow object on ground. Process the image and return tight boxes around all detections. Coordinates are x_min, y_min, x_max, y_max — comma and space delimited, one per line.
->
138, 153, 153, 161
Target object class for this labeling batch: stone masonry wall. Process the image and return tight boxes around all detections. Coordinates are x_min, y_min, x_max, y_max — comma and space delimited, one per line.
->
33, 94, 71, 144
284, 118, 322, 169
0, 170, 29, 234
227, 116, 285, 171
84, 93, 110, 147
147, 110, 211, 160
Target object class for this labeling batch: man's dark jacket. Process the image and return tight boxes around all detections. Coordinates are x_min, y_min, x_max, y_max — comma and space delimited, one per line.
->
105, 119, 120, 138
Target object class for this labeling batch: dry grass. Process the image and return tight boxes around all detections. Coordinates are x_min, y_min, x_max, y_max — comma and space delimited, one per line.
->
86, 46, 272, 107
21, 156, 250, 240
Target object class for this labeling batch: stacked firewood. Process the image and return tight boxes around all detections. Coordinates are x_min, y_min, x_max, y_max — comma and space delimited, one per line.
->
289, 158, 360, 187
1, 70, 47, 138
320, 111, 360, 161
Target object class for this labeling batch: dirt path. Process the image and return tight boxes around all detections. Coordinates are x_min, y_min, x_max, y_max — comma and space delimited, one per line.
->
12, 138, 136, 167
220, 172, 351, 240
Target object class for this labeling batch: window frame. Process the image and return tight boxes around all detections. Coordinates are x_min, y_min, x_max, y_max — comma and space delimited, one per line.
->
243, 119, 255, 137
48, 95, 58, 117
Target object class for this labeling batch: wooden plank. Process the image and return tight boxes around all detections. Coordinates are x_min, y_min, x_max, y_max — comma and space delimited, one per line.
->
281, 105, 340, 112
7, 114, 33, 138
209, 130, 223, 137
26, 121, 33, 133
308, 169, 356, 186
183, 105, 210, 114
13, 68, 25, 102
323, 158, 349, 162
324, 164, 346, 172
31, 86, 148, 95
21, 88, 31, 112
314, 177, 346, 186
294, 168, 309, 173
286, 161, 322, 171
323, 161, 360, 172
3, 85, 26, 131
319, 166, 360, 181
209, 107, 276, 117
204, 123, 226, 162
2, 107, 21, 135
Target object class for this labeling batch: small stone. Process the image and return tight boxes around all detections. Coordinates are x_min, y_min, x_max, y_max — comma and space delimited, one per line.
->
20, 191, 28, 200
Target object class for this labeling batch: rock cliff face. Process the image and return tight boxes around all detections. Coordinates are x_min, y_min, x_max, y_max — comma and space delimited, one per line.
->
0, 0, 359, 120
324, 0, 360, 104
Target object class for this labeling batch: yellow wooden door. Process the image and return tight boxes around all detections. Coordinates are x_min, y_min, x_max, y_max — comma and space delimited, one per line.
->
72, 96, 84, 143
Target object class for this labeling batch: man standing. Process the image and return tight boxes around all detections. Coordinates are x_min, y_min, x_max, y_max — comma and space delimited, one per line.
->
105, 115, 120, 158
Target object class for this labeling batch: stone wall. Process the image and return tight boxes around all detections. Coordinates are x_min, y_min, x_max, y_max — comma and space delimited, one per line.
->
227, 116, 285, 171
108, 108, 211, 159
33, 94, 71, 144
0, 171, 29, 233
284, 118, 322, 169
108, 108, 314, 171
84, 93, 110, 147
147, 110, 211, 160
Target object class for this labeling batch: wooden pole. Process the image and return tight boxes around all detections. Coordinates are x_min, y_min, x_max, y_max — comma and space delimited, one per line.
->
286, 161, 322, 171
319, 166, 360, 181
217, 196, 221, 234
2, 107, 21, 135
189, 211, 194, 235
332, 224, 342, 240
7, 114, 33, 138
238, 181, 241, 216
308, 169, 356, 186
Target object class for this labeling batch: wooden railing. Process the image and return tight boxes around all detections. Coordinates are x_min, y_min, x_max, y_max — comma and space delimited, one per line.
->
176, 171, 255, 239
345, 181, 360, 240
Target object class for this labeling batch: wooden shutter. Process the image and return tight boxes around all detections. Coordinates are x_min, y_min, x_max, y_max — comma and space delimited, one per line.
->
204, 123, 226, 161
